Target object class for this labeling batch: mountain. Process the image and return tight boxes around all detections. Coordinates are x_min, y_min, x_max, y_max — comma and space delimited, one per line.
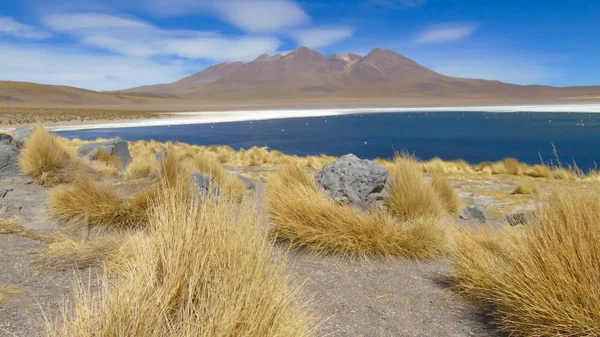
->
2, 47, 600, 106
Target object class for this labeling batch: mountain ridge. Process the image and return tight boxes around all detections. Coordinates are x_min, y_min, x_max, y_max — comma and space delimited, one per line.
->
2, 47, 600, 106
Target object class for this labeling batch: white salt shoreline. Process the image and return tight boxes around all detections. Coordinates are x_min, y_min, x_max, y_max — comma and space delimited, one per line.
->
48, 103, 600, 132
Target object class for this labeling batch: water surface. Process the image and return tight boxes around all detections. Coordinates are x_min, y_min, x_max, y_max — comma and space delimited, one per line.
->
58, 112, 600, 171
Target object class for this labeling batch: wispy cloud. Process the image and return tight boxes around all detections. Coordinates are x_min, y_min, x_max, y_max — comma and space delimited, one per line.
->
162, 36, 281, 61
212, 0, 309, 33
415, 23, 478, 44
41, 12, 281, 61
288, 27, 353, 48
0, 16, 51, 39
0, 42, 194, 90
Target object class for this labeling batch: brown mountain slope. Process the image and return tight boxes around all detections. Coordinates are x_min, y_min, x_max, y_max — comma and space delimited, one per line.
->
2, 47, 600, 106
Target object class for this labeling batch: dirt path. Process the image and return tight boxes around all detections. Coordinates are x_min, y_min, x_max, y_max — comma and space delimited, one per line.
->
288, 250, 495, 337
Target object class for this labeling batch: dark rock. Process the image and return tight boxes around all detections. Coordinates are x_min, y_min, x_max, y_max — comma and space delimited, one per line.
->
506, 211, 536, 226
460, 205, 490, 223
0, 189, 13, 198
0, 144, 19, 177
77, 139, 132, 168
12, 127, 34, 148
315, 154, 388, 209
0, 133, 12, 146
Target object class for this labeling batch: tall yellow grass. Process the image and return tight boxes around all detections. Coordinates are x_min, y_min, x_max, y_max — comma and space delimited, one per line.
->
512, 181, 540, 195
48, 175, 149, 229
19, 122, 71, 181
453, 189, 600, 336
47, 182, 313, 337
386, 156, 446, 220
431, 174, 462, 213
267, 165, 447, 258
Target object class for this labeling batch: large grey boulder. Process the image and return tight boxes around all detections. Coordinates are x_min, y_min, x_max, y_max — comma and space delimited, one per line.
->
12, 127, 33, 148
460, 205, 490, 223
0, 144, 19, 177
77, 139, 132, 168
315, 154, 388, 209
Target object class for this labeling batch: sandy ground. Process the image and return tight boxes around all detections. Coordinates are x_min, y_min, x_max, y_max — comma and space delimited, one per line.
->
0, 167, 517, 337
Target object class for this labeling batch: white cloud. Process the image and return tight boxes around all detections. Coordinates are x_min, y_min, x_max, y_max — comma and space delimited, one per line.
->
0, 16, 51, 39
431, 58, 554, 84
0, 42, 194, 90
415, 23, 478, 44
288, 27, 353, 48
43, 12, 151, 32
162, 36, 281, 61
212, 0, 309, 32
40, 12, 282, 61
82, 36, 159, 57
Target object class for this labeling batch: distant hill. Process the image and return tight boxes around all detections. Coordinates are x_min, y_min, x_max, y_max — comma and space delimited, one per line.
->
2, 47, 600, 106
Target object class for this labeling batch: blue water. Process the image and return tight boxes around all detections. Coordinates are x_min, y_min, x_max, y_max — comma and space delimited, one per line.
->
57, 112, 600, 171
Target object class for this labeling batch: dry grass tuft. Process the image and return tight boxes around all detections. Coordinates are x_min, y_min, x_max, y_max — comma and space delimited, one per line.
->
0, 219, 51, 241
431, 174, 462, 213
42, 234, 128, 269
386, 156, 446, 221
0, 284, 23, 304
512, 181, 540, 195
453, 189, 600, 336
503, 158, 522, 175
47, 181, 314, 337
48, 176, 150, 229
267, 165, 447, 258
96, 148, 121, 170
524, 164, 550, 178
19, 122, 71, 182
124, 154, 158, 180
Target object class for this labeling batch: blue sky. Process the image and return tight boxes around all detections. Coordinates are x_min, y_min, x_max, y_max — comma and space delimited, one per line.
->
0, 0, 598, 90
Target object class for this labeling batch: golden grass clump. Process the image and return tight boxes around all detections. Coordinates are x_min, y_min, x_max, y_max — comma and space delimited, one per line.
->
47, 182, 314, 337
48, 175, 150, 229
184, 154, 246, 201
124, 154, 158, 180
431, 174, 462, 213
0, 284, 22, 305
503, 158, 522, 175
386, 156, 446, 221
524, 164, 550, 178
453, 189, 600, 336
512, 181, 540, 195
95, 148, 121, 170
267, 165, 447, 258
43, 234, 128, 269
19, 122, 71, 181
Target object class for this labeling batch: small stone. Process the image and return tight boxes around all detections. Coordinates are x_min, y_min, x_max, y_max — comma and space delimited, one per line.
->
506, 211, 536, 226
460, 205, 489, 223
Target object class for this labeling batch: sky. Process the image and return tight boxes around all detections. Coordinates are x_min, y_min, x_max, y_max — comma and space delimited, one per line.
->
0, 0, 598, 90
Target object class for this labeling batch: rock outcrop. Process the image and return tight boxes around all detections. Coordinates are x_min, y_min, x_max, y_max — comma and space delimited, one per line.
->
315, 154, 388, 209
12, 127, 33, 149
77, 139, 132, 168
0, 144, 19, 177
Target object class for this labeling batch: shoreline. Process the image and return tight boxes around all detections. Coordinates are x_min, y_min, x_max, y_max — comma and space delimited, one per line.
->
27, 103, 600, 132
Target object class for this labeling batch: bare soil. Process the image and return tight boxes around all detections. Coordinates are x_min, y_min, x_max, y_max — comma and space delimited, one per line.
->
0, 172, 506, 337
